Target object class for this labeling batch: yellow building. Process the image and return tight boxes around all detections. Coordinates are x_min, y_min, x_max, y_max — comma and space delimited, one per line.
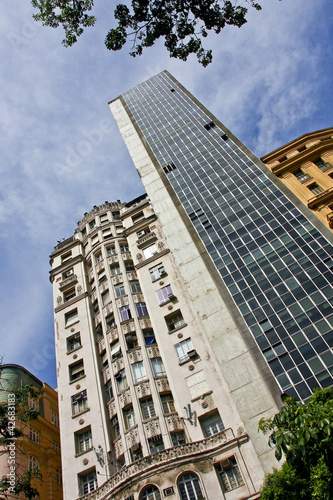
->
0, 364, 62, 500
261, 127, 333, 230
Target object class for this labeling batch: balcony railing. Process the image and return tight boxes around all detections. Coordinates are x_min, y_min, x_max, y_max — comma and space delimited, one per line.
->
78, 428, 248, 500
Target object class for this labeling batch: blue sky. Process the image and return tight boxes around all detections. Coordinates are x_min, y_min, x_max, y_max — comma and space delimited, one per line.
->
0, 0, 332, 388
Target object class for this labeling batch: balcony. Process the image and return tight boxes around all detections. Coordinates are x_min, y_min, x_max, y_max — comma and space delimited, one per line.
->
146, 345, 160, 358
135, 380, 151, 399
108, 255, 119, 265
139, 317, 152, 330
143, 416, 161, 439
155, 376, 170, 393
97, 337, 106, 354
107, 326, 119, 344
112, 357, 124, 375
165, 414, 184, 433
114, 437, 123, 460
124, 424, 139, 449
79, 428, 248, 500
121, 319, 135, 334
102, 366, 111, 384
95, 261, 105, 273
128, 347, 142, 364
136, 232, 157, 249
59, 274, 78, 291
308, 186, 333, 208
118, 388, 132, 409
107, 398, 116, 419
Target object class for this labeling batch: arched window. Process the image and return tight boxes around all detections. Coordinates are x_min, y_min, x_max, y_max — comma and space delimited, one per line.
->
178, 473, 203, 500
140, 485, 161, 500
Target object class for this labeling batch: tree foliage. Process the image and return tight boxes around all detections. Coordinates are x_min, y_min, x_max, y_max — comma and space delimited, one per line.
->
259, 388, 333, 499
31, 0, 262, 66
0, 385, 41, 499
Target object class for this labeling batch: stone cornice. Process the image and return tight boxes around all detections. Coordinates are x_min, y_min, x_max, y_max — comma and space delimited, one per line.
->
54, 292, 88, 313
77, 202, 125, 232
78, 428, 248, 500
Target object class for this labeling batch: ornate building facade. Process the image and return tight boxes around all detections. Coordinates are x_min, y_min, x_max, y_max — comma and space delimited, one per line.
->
261, 128, 333, 230
0, 364, 62, 500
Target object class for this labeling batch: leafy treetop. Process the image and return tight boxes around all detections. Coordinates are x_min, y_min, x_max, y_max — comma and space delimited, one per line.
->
31, 0, 262, 66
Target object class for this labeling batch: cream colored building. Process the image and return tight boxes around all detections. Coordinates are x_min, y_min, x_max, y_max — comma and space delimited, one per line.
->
261, 128, 333, 229
50, 198, 281, 500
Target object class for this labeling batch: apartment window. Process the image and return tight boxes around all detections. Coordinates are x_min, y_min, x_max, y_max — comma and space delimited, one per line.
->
105, 380, 113, 402
71, 390, 88, 416
177, 473, 203, 500
149, 263, 165, 281
216, 457, 244, 492
28, 396, 38, 411
309, 183, 324, 195
115, 283, 126, 297
69, 360, 85, 382
116, 369, 128, 392
106, 314, 115, 329
63, 268, 74, 280
103, 227, 112, 239
314, 158, 331, 172
156, 285, 173, 304
131, 444, 143, 462
161, 393, 175, 414
64, 287, 76, 302
29, 428, 40, 443
52, 442, 60, 454
95, 252, 103, 263
140, 485, 161, 500
165, 311, 185, 332
294, 169, 311, 182
65, 308, 78, 327
171, 431, 186, 446
119, 305, 132, 322
93, 300, 99, 314
120, 243, 129, 252
151, 357, 166, 377
132, 361, 147, 383
61, 251, 72, 263
112, 211, 120, 220
143, 244, 158, 259
140, 398, 156, 420
130, 280, 141, 293
107, 246, 116, 255
67, 333, 81, 352
143, 329, 156, 345
135, 302, 148, 317
137, 227, 151, 239
200, 411, 225, 437
51, 410, 59, 427
125, 333, 138, 350
148, 435, 164, 454
76, 428, 92, 454
111, 416, 120, 440
102, 289, 110, 306
175, 338, 195, 363
186, 370, 210, 399
132, 211, 144, 223
28, 455, 40, 472
80, 470, 97, 495
82, 226, 87, 236
123, 405, 136, 429
110, 264, 121, 275
125, 261, 135, 273
56, 468, 62, 486
100, 213, 108, 223
89, 220, 96, 229
98, 272, 106, 283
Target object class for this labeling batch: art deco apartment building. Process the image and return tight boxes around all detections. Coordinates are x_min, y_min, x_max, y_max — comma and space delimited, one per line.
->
50, 198, 280, 500
0, 364, 62, 500
261, 128, 333, 230
51, 72, 333, 500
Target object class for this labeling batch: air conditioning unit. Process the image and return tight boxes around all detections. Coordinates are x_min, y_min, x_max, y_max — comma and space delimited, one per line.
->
167, 293, 175, 299
66, 269, 74, 277
187, 349, 197, 359
74, 393, 83, 402
74, 333, 80, 340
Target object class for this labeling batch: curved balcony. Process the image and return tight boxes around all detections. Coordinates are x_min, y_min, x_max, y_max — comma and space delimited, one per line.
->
79, 429, 248, 500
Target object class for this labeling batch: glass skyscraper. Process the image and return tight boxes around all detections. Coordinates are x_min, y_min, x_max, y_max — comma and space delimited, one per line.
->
110, 71, 333, 403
